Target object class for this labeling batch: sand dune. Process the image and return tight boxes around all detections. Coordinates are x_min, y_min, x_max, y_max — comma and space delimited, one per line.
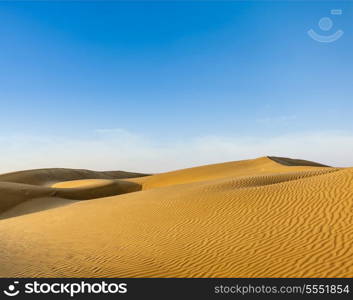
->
129, 156, 330, 189
0, 169, 144, 219
0, 156, 353, 277
0, 167, 148, 186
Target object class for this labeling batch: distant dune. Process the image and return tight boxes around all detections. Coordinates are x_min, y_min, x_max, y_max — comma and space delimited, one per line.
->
0, 156, 352, 277
0, 168, 149, 186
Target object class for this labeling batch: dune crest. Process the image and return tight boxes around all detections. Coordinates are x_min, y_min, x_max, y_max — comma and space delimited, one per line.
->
0, 156, 352, 278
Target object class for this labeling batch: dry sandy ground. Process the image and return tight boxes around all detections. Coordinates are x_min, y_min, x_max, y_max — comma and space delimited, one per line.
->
0, 156, 352, 277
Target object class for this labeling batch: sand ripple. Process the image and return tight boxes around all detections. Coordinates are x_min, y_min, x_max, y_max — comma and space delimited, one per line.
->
0, 157, 352, 277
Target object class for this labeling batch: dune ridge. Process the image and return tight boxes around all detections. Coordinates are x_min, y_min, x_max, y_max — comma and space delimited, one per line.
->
0, 156, 352, 277
129, 156, 331, 189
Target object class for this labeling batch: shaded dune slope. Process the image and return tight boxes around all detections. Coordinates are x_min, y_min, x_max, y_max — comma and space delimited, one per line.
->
0, 197, 77, 220
0, 179, 141, 218
268, 156, 328, 167
1, 156, 353, 277
0, 168, 149, 186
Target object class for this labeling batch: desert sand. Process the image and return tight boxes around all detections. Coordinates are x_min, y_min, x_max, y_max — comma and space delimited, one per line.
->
0, 156, 352, 277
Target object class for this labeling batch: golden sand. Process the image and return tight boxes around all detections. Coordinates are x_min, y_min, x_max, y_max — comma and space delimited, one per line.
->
0, 156, 352, 277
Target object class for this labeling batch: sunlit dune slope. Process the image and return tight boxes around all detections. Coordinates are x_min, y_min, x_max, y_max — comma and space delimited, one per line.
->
52, 179, 116, 188
0, 156, 353, 278
130, 156, 330, 189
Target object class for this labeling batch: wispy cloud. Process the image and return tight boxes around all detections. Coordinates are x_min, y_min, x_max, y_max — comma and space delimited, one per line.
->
0, 129, 352, 174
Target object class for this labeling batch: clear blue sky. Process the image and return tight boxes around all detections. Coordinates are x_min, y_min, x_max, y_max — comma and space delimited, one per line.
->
0, 1, 352, 172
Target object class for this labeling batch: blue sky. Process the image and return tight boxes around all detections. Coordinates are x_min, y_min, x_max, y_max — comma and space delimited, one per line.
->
0, 1, 352, 172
